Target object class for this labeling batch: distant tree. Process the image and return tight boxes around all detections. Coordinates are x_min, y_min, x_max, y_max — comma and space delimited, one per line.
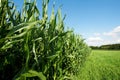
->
90, 46, 100, 49
91, 44, 120, 50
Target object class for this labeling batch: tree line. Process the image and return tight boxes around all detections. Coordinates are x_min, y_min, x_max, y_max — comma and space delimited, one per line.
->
90, 43, 120, 50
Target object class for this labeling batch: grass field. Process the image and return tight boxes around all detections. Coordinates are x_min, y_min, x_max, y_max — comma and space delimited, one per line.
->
78, 50, 120, 80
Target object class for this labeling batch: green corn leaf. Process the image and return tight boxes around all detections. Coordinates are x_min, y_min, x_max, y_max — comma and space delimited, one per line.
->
59, 31, 71, 36
50, 7, 55, 23
47, 53, 59, 60
0, 38, 6, 44
0, 0, 1, 7
7, 31, 27, 39
21, 70, 46, 80
6, 22, 28, 37
1, 39, 23, 50
24, 32, 30, 69
49, 6, 57, 35
33, 37, 42, 42
35, 6, 40, 17
67, 54, 75, 58
33, 41, 38, 64
58, 8, 62, 23
49, 31, 71, 43
29, 15, 36, 22
49, 36, 58, 43
1, 42, 12, 50
7, 20, 42, 37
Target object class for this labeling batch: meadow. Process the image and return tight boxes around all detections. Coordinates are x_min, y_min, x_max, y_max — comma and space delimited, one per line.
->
78, 50, 120, 80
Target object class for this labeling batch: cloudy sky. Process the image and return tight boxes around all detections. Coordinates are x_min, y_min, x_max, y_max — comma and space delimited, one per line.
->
85, 26, 120, 46
14, 0, 120, 46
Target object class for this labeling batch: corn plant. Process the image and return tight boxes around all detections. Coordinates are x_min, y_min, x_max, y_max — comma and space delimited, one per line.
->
0, 0, 91, 80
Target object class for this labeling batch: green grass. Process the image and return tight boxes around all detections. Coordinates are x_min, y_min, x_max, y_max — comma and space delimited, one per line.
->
78, 50, 120, 80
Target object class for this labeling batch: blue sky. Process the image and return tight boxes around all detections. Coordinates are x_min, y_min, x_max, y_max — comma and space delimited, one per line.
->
13, 0, 120, 46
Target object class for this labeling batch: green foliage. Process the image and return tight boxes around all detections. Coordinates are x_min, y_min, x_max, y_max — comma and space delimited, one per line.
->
0, 0, 91, 80
78, 50, 120, 80
16, 70, 46, 80
90, 44, 120, 50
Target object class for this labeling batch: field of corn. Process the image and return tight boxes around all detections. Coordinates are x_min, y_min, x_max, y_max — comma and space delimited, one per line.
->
78, 50, 120, 80
0, 0, 91, 80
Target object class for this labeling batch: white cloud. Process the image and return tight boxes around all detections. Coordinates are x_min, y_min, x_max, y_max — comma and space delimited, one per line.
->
87, 37, 103, 42
103, 32, 116, 37
94, 33, 101, 36
85, 26, 120, 46
113, 26, 120, 33
103, 26, 120, 37
117, 39, 120, 43
85, 37, 104, 46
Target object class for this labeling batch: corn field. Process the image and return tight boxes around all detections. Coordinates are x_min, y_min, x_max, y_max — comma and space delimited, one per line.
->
0, 0, 91, 80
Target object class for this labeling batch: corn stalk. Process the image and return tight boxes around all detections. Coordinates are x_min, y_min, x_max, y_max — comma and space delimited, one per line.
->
0, 0, 91, 80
